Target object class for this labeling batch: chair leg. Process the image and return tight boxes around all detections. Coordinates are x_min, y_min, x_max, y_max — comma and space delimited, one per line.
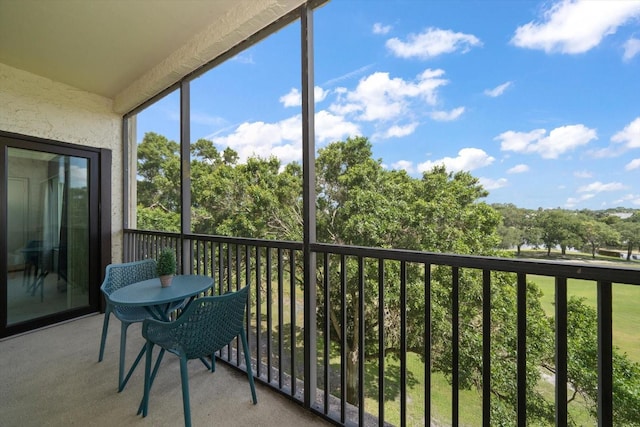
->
118, 321, 129, 392
179, 356, 192, 427
142, 341, 154, 417
98, 308, 111, 362
240, 329, 257, 404
138, 346, 165, 416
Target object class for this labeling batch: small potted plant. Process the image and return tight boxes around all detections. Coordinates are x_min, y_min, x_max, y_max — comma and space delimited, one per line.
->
157, 247, 176, 287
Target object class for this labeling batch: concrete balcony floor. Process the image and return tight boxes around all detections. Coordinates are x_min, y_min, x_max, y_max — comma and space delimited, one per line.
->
0, 314, 331, 427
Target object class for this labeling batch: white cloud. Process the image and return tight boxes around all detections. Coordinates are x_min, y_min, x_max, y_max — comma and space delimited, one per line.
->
429, 107, 465, 121
210, 110, 360, 164
417, 148, 494, 173
70, 164, 87, 187
615, 194, 640, 205
497, 124, 597, 158
329, 69, 449, 122
565, 193, 595, 208
507, 164, 529, 174
392, 160, 415, 174
315, 110, 361, 144
497, 129, 546, 152
589, 146, 622, 158
386, 27, 482, 59
374, 122, 419, 140
623, 37, 640, 61
484, 81, 513, 97
590, 116, 640, 157
211, 119, 299, 163
479, 177, 508, 190
511, 0, 640, 54
577, 181, 626, 193
625, 158, 640, 170
315, 87, 330, 103
612, 116, 640, 148
573, 170, 593, 178
280, 89, 301, 107
279, 86, 330, 107
373, 22, 392, 35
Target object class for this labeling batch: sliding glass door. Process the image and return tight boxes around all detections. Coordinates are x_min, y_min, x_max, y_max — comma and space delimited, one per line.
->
2, 134, 104, 336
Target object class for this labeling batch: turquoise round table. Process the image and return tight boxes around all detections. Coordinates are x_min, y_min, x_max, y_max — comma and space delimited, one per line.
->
108, 274, 213, 321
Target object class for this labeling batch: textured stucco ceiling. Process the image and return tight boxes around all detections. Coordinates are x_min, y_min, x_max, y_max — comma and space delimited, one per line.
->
0, 0, 308, 112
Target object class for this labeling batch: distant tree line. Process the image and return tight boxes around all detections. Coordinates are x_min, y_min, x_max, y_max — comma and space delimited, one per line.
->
493, 204, 640, 260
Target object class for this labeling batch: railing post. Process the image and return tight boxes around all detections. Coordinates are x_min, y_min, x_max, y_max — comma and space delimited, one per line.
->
400, 261, 408, 427
378, 259, 386, 426
452, 267, 459, 426
482, 269, 491, 427
598, 281, 613, 426
358, 257, 366, 425
555, 277, 568, 426
425, 263, 432, 425
517, 273, 527, 427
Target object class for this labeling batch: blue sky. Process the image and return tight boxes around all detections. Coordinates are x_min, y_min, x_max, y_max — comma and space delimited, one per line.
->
138, 0, 640, 211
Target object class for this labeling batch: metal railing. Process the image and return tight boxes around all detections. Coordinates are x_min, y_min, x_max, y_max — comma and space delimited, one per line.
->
124, 229, 640, 427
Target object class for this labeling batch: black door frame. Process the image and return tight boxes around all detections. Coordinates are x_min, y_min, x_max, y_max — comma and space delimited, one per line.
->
0, 130, 110, 338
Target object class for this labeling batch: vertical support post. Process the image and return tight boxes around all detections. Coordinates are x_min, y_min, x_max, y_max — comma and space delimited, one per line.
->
301, 4, 317, 409
123, 115, 137, 259
180, 80, 191, 274
122, 117, 130, 232
99, 148, 112, 309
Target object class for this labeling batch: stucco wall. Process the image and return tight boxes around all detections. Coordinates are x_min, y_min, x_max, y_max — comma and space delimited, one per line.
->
0, 63, 123, 263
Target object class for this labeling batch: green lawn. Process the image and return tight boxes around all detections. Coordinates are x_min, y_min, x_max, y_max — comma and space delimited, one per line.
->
363, 351, 484, 426
531, 275, 640, 363
513, 249, 639, 362
363, 351, 594, 426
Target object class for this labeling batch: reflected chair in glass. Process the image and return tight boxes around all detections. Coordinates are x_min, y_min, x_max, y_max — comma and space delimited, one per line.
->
140, 285, 257, 427
22, 240, 48, 300
22, 240, 42, 287
98, 259, 181, 391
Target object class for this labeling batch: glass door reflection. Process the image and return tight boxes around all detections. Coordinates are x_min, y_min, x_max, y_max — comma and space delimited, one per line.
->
6, 148, 90, 325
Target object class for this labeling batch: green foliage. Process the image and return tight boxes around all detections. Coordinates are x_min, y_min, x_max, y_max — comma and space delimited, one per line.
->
615, 221, 640, 259
575, 217, 620, 258
136, 204, 180, 232
492, 204, 541, 253
156, 247, 176, 276
536, 209, 583, 255
137, 132, 181, 213
561, 298, 640, 425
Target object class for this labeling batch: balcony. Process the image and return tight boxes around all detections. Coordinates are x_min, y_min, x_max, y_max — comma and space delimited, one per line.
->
118, 229, 640, 427
0, 312, 330, 427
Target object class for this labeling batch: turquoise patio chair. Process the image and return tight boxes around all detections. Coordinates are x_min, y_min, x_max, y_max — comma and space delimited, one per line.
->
140, 285, 257, 427
98, 259, 182, 391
